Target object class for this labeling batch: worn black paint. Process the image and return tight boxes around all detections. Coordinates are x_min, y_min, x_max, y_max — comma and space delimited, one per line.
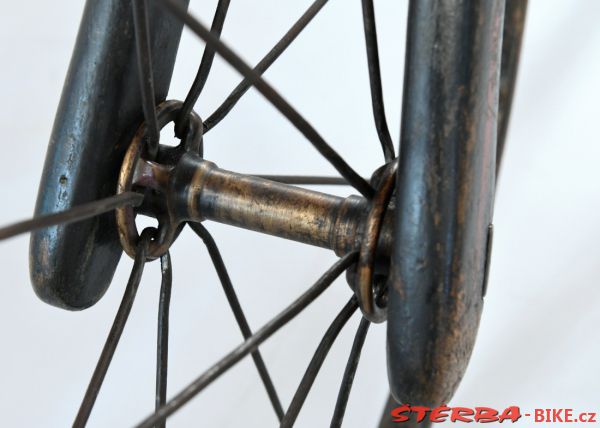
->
29, 0, 189, 309
387, 0, 505, 407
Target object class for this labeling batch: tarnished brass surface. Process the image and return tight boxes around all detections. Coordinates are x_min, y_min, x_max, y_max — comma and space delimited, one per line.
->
170, 153, 378, 256
116, 101, 202, 260
122, 148, 394, 259
119, 144, 397, 332
355, 160, 397, 323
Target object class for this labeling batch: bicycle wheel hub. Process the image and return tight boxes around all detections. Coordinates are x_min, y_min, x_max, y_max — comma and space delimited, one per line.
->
116, 101, 396, 323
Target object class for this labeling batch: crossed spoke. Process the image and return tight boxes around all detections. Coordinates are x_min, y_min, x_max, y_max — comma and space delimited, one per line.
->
190, 222, 284, 420
0, 192, 142, 242
134, 252, 358, 428
132, 0, 161, 157
281, 297, 359, 427
175, 0, 231, 137
203, 0, 330, 133
254, 175, 350, 186
330, 317, 371, 427
73, 229, 154, 428
0, 0, 400, 426
156, 0, 374, 199
361, 0, 395, 161
155, 252, 173, 428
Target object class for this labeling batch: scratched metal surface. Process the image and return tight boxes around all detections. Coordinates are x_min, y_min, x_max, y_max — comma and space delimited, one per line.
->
0, 1, 598, 427
29, 0, 189, 310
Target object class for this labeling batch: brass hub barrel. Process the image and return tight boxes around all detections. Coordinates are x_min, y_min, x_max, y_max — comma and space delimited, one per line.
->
131, 151, 393, 258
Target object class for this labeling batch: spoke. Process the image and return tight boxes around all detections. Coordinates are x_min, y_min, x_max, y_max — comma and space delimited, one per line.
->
175, 0, 231, 137
134, 251, 358, 428
254, 175, 349, 186
189, 223, 284, 421
330, 317, 370, 428
132, 0, 160, 157
73, 229, 153, 428
156, 252, 173, 428
204, 0, 329, 132
156, 0, 374, 199
0, 192, 143, 242
280, 297, 359, 428
361, 0, 395, 161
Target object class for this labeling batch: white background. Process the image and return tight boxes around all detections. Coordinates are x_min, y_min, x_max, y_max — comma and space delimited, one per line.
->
0, 1, 599, 427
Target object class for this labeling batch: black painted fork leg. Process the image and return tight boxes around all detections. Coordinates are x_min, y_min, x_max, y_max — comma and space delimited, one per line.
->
386, 0, 505, 411
29, 0, 190, 310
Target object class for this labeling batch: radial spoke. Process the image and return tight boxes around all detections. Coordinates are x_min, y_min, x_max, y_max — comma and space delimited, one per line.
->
280, 297, 359, 428
0, 192, 143, 242
175, 0, 231, 137
254, 175, 350, 186
361, 0, 395, 161
189, 223, 284, 421
155, 252, 173, 428
330, 317, 370, 428
156, 0, 374, 199
73, 229, 153, 428
203, 0, 329, 132
132, 0, 160, 157
134, 251, 358, 428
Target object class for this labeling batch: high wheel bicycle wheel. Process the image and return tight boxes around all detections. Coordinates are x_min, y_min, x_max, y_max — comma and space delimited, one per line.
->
0, 0, 527, 426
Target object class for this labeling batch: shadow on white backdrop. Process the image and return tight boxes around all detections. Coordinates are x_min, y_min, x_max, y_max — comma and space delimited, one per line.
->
0, 1, 598, 427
